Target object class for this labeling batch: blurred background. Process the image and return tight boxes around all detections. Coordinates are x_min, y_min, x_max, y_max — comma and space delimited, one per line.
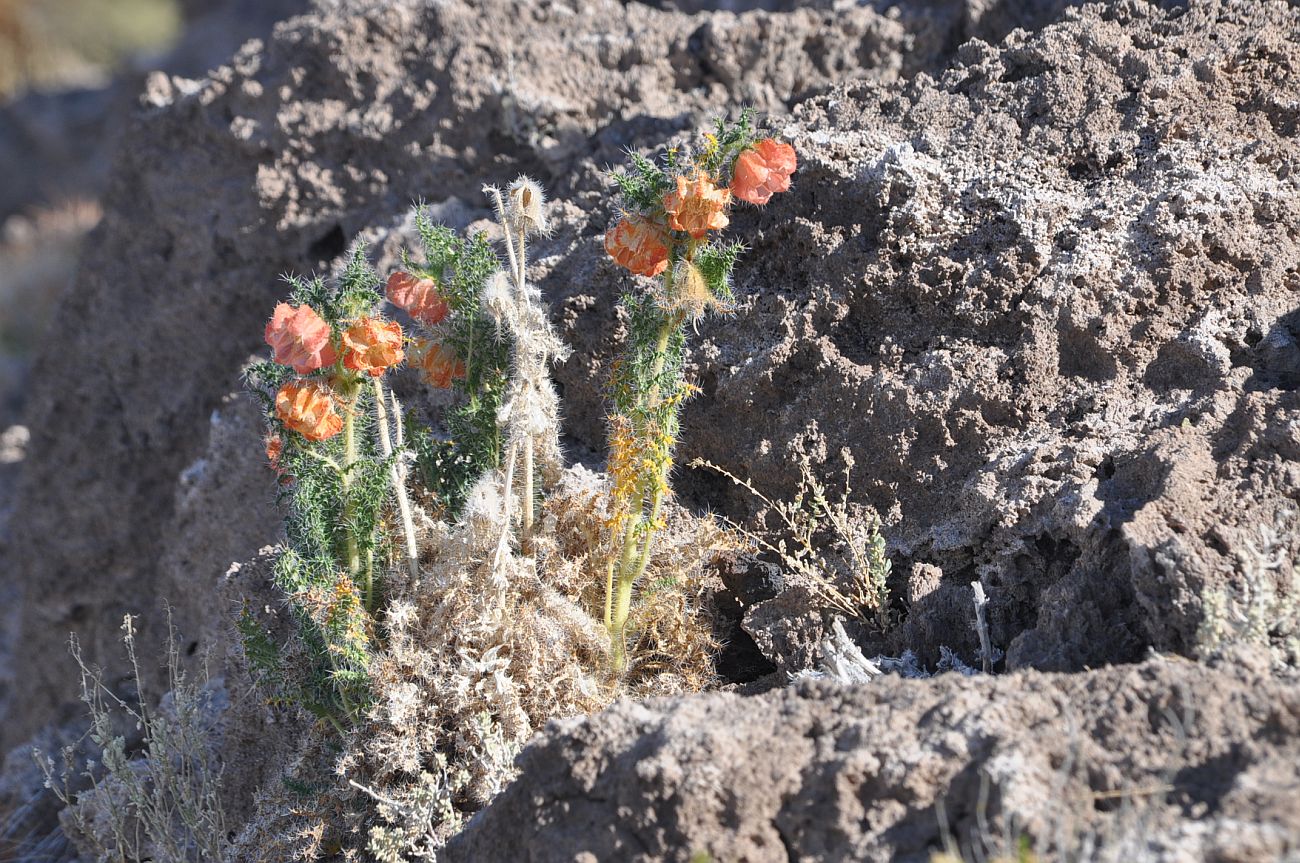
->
0, 0, 303, 440
1, 0, 176, 419
0, 0, 306, 527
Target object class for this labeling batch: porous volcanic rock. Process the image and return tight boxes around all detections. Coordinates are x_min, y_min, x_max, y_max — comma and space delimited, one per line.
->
0, 0, 1077, 748
445, 656, 1300, 863
538, 0, 1300, 674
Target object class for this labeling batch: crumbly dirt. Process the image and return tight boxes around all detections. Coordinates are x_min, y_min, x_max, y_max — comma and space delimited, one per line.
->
0, 0, 1298, 859
538, 0, 1300, 678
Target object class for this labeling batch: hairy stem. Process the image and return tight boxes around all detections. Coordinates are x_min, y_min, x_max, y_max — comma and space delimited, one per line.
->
606, 293, 684, 674
522, 438, 535, 552
494, 441, 518, 571
339, 379, 361, 582
373, 377, 420, 586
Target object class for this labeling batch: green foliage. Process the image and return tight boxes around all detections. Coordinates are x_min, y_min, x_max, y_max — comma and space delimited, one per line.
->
243, 243, 402, 729
698, 108, 758, 177
603, 114, 794, 671
405, 209, 510, 516
609, 108, 759, 213
611, 150, 671, 212
693, 238, 746, 307
289, 244, 384, 330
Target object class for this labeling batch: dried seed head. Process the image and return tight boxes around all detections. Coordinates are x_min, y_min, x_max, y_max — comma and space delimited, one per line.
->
507, 176, 548, 236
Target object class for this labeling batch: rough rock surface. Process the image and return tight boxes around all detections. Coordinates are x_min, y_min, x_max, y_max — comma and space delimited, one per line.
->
540, 0, 1300, 675
0, 0, 1295, 857
0, 0, 1082, 749
446, 657, 1300, 863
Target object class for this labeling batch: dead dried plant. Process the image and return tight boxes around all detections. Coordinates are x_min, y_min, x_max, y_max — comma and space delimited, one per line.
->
692, 446, 891, 622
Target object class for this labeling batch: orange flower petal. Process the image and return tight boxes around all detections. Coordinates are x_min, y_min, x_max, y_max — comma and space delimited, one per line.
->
731, 138, 796, 205
412, 339, 466, 388
604, 216, 670, 277
663, 173, 730, 239
341, 317, 405, 377
386, 271, 450, 327
264, 303, 337, 374
275, 380, 344, 441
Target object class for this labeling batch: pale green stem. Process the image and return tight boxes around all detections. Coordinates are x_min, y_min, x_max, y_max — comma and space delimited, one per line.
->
373, 377, 420, 586
339, 380, 361, 582
607, 299, 682, 674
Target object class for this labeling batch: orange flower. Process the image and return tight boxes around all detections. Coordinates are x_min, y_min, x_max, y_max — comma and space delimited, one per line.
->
264, 303, 337, 374
730, 138, 797, 205
275, 380, 343, 441
386, 271, 450, 327
663, 173, 730, 239
341, 316, 405, 377
412, 339, 466, 388
604, 216, 670, 277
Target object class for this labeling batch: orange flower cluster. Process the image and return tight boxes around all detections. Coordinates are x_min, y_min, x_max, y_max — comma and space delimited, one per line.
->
731, 139, 797, 205
412, 338, 466, 388
342, 316, 405, 377
263, 298, 409, 444
275, 379, 343, 441
605, 136, 795, 279
604, 216, 669, 277
265, 303, 336, 374
386, 271, 450, 327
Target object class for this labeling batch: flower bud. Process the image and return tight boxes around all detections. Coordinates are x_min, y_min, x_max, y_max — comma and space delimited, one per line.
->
507, 176, 548, 236
673, 261, 715, 321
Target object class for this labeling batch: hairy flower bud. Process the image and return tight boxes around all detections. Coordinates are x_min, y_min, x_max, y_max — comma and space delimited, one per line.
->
275, 379, 343, 441
386, 271, 450, 328
264, 302, 337, 374
341, 316, 405, 377
604, 216, 670, 277
265, 433, 284, 470
673, 261, 715, 321
507, 176, 548, 236
730, 138, 797, 205
663, 173, 730, 239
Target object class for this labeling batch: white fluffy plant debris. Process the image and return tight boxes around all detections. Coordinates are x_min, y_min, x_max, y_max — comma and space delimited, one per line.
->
330, 463, 724, 861
482, 178, 569, 557
225, 464, 728, 862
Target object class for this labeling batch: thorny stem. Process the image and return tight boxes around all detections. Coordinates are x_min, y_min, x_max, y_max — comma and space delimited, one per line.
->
607, 265, 686, 674
522, 438, 535, 553
339, 378, 362, 583
373, 377, 421, 588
